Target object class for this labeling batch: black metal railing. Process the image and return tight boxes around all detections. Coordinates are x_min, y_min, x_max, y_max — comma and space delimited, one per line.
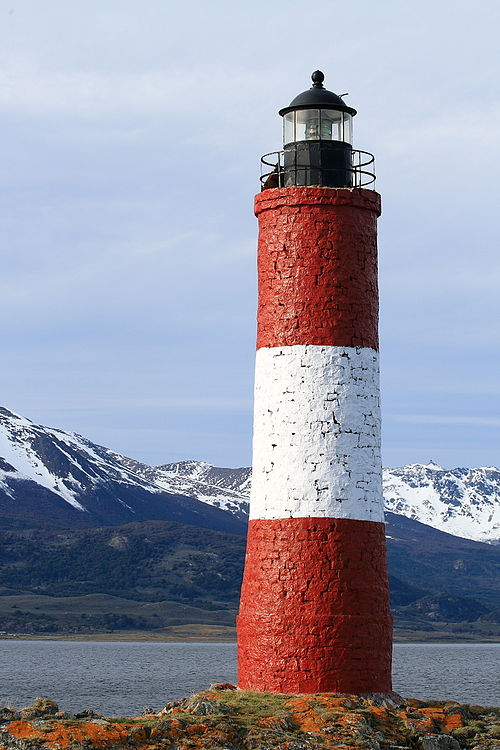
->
260, 149, 376, 190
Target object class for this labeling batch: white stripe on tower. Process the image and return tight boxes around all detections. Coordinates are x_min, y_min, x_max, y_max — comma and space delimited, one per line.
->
250, 345, 382, 522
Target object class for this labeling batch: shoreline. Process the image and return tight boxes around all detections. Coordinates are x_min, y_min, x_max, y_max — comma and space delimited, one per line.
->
1, 628, 499, 644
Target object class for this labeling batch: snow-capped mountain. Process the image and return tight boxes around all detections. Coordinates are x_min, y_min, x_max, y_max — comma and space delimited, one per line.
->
0, 407, 246, 533
112, 458, 250, 519
1, 406, 498, 543
162, 459, 500, 544
382, 462, 500, 545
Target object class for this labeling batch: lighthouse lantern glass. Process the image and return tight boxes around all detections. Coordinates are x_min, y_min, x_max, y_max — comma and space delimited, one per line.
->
319, 110, 342, 140
283, 113, 294, 146
296, 109, 320, 141
283, 109, 353, 146
342, 113, 353, 144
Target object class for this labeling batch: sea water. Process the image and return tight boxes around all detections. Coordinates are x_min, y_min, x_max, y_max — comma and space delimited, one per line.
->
0, 641, 498, 716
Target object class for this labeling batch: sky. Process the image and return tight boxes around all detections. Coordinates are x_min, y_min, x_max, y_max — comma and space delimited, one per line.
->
0, 0, 499, 469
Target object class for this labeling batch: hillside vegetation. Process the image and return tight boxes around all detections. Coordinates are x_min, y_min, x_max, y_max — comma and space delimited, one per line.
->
0, 519, 499, 641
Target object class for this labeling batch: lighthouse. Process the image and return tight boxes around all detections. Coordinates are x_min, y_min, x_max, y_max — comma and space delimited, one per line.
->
237, 72, 393, 694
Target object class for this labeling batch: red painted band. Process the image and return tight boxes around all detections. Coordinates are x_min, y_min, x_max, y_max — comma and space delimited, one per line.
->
255, 187, 381, 351
237, 516, 392, 694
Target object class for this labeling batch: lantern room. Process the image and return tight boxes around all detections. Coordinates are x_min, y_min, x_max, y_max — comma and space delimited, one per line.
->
281, 71, 355, 145
279, 70, 357, 188
260, 71, 375, 191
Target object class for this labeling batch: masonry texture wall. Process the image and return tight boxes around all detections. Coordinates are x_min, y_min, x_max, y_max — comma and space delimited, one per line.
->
237, 186, 392, 694
255, 187, 380, 350
238, 517, 392, 694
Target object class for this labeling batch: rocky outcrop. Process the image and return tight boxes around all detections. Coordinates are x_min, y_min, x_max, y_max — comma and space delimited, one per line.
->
1, 688, 499, 749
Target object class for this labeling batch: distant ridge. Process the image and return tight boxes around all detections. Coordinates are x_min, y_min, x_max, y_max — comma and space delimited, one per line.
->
0, 406, 498, 543
162, 458, 500, 544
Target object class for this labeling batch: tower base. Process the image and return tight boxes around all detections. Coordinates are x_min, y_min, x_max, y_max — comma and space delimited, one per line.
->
237, 518, 392, 694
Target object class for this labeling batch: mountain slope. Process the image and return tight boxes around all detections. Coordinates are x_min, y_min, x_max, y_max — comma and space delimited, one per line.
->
112, 458, 250, 519
382, 462, 500, 544
385, 512, 500, 608
0, 408, 245, 535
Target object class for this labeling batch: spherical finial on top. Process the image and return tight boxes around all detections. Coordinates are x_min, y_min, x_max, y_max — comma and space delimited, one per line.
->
311, 70, 325, 88
278, 71, 356, 117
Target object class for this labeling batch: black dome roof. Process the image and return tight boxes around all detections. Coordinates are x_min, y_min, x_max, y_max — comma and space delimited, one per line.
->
278, 71, 356, 117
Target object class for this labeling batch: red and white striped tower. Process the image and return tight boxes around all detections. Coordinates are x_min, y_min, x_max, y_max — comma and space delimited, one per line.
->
237, 72, 392, 694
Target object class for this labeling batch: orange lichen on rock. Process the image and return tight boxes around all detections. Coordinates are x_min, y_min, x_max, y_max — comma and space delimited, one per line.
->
442, 711, 467, 732
402, 705, 468, 735
1, 690, 498, 750
285, 695, 334, 732
6, 718, 132, 747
